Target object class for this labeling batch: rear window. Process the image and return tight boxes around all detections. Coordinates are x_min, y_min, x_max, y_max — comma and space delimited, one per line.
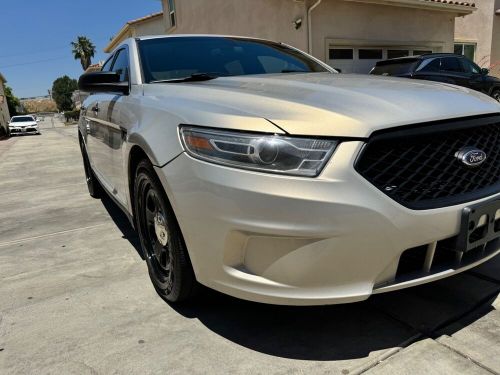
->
371, 59, 419, 76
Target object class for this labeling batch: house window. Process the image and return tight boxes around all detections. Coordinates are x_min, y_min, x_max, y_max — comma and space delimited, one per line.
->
359, 49, 383, 59
167, 0, 176, 28
412, 50, 433, 56
387, 50, 409, 59
329, 49, 353, 60
454, 43, 475, 61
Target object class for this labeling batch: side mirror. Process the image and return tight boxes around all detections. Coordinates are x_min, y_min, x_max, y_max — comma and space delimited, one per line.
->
78, 71, 129, 95
480, 68, 489, 76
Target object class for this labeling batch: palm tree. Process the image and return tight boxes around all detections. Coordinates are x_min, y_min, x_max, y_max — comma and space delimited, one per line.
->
71, 36, 96, 71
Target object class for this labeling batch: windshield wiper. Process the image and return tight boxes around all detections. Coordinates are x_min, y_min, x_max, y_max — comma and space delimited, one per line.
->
150, 73, 221, 84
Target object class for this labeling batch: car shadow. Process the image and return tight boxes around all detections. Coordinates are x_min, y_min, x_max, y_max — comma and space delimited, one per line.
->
99, 194, 144, 260
100, 194, 499, 361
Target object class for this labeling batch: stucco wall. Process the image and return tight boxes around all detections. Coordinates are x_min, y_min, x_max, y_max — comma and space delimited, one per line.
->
455, 0, 495, 70
132, 17, 166, 37
163, 0, 308, 51
490, 0, 500, 76
163, 0, 458, 63
311, 1, 456, 61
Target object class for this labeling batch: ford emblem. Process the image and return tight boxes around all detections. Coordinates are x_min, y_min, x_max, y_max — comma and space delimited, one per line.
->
455, 147, 487, 167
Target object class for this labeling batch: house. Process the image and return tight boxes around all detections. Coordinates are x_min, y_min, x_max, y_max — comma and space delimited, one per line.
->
105, 12, 165, 53
0, 73, 11, 136
106, 0, 476, 73
455, 0, 500, 76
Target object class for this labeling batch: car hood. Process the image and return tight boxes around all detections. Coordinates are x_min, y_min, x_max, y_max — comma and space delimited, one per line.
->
144, 73, 500, 137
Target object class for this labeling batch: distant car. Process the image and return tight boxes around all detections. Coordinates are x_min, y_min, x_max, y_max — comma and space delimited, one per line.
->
370, 53, 500, 102
8, 115, 40, 136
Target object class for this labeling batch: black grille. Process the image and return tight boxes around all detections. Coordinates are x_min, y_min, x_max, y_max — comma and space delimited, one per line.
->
355, 115, 500, 209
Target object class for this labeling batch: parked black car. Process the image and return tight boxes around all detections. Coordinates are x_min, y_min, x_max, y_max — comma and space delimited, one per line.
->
370, 53, 500, 102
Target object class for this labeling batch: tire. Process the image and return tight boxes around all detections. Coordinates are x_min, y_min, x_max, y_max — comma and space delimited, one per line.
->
492, 89, 500, 103
134, 159, 199, 303
79, 140, 102, 198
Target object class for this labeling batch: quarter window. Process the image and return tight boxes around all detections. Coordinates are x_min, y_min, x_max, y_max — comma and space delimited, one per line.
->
167, 0, 176, 28
111, 49, 130, 82
359, 49, 383, 60
101, 56, 114, 72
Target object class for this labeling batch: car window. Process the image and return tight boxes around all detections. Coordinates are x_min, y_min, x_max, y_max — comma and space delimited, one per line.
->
440, 57, 463, 73
101, 56, 114, 72
138, 37, 328, 83
11, 116, 34, 122
111, 49, 129, 82
416, 58, 441, 73
459, 58, 480, 74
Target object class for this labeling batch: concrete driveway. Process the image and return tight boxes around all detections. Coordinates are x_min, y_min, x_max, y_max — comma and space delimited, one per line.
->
1, 116, 499, 375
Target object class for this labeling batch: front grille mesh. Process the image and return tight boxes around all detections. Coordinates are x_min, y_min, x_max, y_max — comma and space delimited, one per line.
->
355, 117, 500, 209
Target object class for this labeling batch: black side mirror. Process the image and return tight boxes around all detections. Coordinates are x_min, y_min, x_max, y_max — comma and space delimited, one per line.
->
78, 71, 129, 95
480, 68, 489, 76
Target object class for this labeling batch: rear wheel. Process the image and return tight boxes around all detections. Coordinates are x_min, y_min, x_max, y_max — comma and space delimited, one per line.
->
79, 140, 101, 198
134, 159, 198, 303
492, 89, 500, 103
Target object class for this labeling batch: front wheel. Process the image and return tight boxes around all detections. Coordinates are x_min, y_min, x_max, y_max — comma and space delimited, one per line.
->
134, 159, 199, 303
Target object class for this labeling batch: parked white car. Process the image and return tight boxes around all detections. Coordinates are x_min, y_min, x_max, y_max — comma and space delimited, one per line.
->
8, 115, 40, 136
78, 35, 500, 305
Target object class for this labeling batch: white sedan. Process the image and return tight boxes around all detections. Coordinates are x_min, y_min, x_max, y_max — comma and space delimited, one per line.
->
8, 115, 40, 136
78, 35, 500, 305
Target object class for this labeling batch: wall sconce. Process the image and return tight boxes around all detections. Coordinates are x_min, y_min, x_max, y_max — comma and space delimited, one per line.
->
293, 17, 303, 30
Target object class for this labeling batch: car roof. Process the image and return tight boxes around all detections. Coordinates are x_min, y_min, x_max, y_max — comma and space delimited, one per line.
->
377, 53, 468, 64
135, 34, 278, 43
12, 115, 34, 118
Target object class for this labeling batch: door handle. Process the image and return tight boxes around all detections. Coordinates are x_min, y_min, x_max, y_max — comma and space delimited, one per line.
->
91, 103, 99, 114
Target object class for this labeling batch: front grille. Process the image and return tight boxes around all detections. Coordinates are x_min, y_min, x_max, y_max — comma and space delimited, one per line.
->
355, 115, 500, 209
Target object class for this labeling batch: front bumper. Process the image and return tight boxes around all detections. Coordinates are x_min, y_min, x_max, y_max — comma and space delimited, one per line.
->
9, 126, 39, 135
157, 141, 500, 305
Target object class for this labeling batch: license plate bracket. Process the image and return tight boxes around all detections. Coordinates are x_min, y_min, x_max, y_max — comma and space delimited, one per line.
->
456, 198, 500, 252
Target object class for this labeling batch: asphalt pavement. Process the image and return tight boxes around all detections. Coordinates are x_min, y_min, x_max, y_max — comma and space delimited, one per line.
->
0, 116, 499, 375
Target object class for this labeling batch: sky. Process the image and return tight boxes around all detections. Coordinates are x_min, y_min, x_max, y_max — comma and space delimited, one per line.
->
0, 0, 162, 98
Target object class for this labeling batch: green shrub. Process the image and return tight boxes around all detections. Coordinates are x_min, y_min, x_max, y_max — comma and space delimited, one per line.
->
64, 110, 81, 122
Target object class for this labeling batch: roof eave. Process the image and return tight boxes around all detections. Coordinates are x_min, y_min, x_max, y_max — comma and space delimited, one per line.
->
104, 23, 131, 53
342, 0, 475, 15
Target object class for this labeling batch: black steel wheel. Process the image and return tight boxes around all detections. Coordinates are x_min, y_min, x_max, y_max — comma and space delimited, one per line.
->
134, 159, 198, 303
79, 140, 101, 198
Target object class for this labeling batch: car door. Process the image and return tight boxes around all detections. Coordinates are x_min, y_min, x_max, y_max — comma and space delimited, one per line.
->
459, 58, 488, 94
99, 47, 132, 206
84, 55, 116, 189
438, 57, 470, 88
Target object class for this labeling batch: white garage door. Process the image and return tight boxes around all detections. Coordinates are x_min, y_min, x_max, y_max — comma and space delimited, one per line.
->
328, 46, 434, 74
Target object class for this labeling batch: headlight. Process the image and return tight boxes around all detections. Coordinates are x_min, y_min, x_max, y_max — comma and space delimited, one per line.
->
180, 126, 338, 177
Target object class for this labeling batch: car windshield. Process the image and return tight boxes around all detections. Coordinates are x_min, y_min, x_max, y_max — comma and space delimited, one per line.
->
12, 116, 34, 122
138, 37, 329, 83
371, 59, 419, 76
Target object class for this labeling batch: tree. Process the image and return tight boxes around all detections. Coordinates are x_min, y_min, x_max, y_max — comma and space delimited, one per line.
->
52, 76, 78, 112
71, 36, 96, 71
4, 86, 20, 116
